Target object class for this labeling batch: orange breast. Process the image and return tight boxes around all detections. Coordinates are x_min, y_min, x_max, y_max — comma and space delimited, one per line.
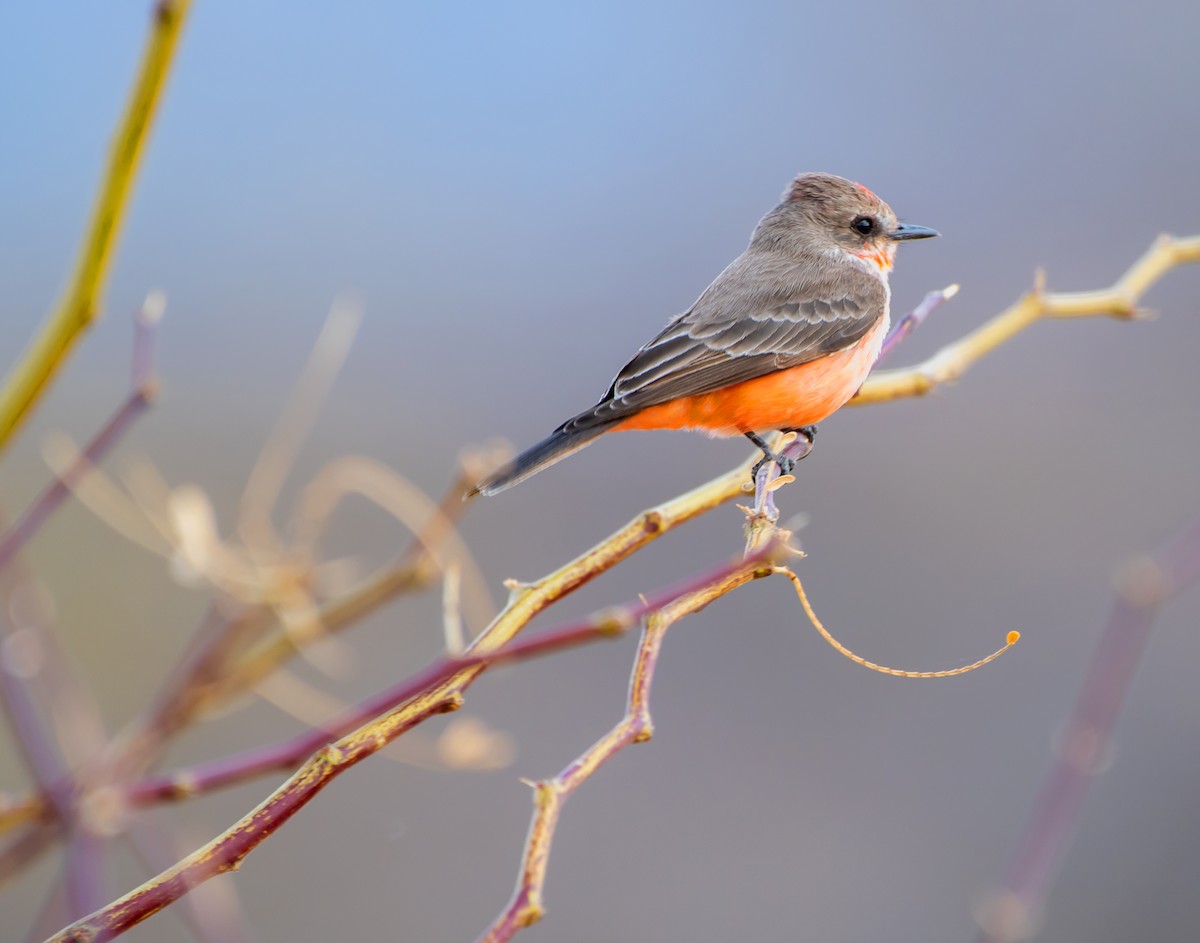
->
613, 314, 888, 436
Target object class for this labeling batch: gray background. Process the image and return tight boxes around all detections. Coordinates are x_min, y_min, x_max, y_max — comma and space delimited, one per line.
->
2, 1, 1199, 940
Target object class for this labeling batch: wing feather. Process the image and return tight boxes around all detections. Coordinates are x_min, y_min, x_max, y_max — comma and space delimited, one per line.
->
561, 253, 887, 435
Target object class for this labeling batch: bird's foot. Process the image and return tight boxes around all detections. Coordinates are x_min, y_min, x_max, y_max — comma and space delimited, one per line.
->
745, 427, 818, 481
782, 425, 819, 449
750, 450, 795, 479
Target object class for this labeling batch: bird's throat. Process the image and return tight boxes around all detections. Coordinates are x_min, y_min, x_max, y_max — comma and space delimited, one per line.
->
853, 246, 894, 272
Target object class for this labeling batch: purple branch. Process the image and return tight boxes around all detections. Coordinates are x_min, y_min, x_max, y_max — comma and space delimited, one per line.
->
0, 611, 69, 806
0, 305, 159, 808
128, 544, 778, 805
0, 304, 160, 575
126, 820, 251, 943
64, 831, 107, 923
978, 516, 1200, 942
131, 293, 163, 391
875, 284, 958, 367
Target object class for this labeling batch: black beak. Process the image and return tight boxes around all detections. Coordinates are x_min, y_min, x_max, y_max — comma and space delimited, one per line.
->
889, 223, 939, 241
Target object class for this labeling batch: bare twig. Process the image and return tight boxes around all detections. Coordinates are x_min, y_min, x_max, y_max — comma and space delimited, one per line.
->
46, 545, 782, 941
477, 547, 781, 942
0, 2, 189, 452
0, 302, 161, 574
854, 234, 1200, 405
0, 305, 162, 861
874, 283, 960, 366
126, 544, 777, 803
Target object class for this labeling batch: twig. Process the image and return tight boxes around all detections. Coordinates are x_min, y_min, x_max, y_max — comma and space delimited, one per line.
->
127, 544, 778, 803
0, 613, 67, 802
102, 461, 489, 787
0, 306, 162, 854
0, 302, 161, 574
0, 824, 57, 888
0, 1, 189, 452
975, 516, 1200, 943
126, 820, 252, 943
874, 283, 959, 366
854, 234, 1200, 405
46, 545, 781, 941
476, 552, 778, 943
64, 831, 107, 923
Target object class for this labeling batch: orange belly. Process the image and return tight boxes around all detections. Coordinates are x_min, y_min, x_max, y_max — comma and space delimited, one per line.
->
613, 314, 888, 436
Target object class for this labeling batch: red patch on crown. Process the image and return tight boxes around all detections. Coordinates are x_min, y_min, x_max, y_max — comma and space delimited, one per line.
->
854, 181, 877, 200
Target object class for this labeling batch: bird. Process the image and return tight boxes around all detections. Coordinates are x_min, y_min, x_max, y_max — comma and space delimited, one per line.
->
469, 172, 937, 497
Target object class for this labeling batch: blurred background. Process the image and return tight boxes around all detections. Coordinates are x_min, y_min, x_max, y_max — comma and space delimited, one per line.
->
2, 1, 1200, 940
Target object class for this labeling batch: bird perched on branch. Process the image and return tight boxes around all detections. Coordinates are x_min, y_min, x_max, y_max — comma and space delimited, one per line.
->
470, 172, 937, 497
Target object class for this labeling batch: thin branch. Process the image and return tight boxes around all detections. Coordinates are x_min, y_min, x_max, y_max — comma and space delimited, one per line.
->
0, 1, 189, 452
0, 612, 67, 800
0, 305, 161, 849
103, 461, 485, 784
854, 234, 1200, 405
46, 544, 781, 942
874, 283, 959, 366
126, 819, 252, 943
976, 516, 1200, 943
477, 558, 777, 942
0, 793, 43, 834
0, 824, 57, 887
64, 831, 107, 923
0, 303, 161, 574
127, 543, 780, 804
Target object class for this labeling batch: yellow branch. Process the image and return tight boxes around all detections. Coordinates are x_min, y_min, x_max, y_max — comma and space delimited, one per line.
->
855, 234, 1200, 404
0, 0, 192, 453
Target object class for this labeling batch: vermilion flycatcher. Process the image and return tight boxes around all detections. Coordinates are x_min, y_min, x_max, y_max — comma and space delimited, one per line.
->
470, 172, 937, 497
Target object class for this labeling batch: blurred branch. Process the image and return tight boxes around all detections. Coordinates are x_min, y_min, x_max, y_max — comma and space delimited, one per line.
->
0, 306, 162, 861
46, 545, 783, 942
103, 460, 484, 784
0, 301, 161, 574
0, 793, 42, 834
855, 234, 1200, 404
975, 516, 1200, 943
0, 2, 189, 453
126, 544, 779, 805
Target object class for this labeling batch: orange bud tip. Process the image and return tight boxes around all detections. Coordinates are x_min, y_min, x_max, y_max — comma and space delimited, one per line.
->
1006, 630, 1020, 645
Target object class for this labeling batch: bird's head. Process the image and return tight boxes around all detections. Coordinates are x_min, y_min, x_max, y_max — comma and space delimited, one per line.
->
754, 172, 938, 274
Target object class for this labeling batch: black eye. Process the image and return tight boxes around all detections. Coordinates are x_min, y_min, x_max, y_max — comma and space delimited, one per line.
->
852, 216, 875, 236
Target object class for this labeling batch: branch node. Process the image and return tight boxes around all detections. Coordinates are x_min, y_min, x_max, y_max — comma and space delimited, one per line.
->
438, 694, 465, 714
641, 510, 664, 534
515, 898, 545, 928
1032, 268, 1047, 297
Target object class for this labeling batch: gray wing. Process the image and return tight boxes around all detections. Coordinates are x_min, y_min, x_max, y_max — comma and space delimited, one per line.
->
561, 269, 886, 434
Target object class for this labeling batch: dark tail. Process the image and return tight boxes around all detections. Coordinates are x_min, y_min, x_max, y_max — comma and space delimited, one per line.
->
467, 422, 612, 497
